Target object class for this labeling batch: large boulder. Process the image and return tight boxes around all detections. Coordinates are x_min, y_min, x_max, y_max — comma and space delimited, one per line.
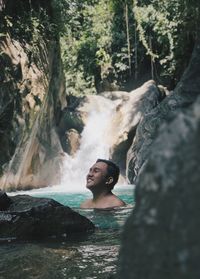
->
118, 39, 200, 278
0, 194, 94, 240
102, 81, 166, 173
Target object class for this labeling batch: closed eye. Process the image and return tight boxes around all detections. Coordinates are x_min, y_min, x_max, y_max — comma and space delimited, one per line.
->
93, 168, 100, 173
90, 167, 101, 173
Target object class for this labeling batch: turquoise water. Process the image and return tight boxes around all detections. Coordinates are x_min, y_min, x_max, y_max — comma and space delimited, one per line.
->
31, 187, 134, 230
31, 187, 134, 208
1, 186, 134, 279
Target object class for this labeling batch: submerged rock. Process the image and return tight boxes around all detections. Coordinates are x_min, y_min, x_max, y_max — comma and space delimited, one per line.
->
0, 195, 94, 241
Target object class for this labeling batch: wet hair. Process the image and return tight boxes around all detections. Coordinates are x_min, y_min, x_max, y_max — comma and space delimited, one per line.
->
96, 159, 120, 188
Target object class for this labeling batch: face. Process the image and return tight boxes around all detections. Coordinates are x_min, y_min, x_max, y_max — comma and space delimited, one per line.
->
86, 162, 108, 189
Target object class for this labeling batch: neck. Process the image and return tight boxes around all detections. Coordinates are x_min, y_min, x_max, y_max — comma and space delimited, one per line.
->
92, 188, 112, 201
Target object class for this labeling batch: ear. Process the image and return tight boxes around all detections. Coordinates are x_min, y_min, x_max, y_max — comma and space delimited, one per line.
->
106, 177, 113, 185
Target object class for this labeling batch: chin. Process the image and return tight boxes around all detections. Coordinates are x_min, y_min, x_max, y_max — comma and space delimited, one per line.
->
86, 183, 94, 189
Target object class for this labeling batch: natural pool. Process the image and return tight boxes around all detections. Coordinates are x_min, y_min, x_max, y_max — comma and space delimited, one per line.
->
1, 186, 134, 279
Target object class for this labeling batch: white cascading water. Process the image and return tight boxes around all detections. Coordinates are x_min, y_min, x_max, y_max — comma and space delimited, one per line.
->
35, 95, 122, 193
58, 97, 117, 192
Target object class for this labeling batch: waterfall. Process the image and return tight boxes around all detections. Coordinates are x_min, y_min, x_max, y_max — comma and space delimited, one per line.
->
8, 94, 129, 195
58, 96, 119, 192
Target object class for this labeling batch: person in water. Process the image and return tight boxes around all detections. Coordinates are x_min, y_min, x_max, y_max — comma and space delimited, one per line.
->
80, 159, 126, 209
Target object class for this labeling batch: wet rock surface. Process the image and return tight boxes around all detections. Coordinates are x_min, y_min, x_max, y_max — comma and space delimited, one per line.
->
0, 195, 94, 240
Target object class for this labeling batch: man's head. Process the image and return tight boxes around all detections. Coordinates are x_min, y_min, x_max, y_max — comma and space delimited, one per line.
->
96, 159, 120, 188
86, 159, 120, 191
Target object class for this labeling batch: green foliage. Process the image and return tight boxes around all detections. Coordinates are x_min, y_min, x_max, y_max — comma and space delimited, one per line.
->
60, 0, 137, 95
1, 1, 59, 46
3, 0, 198, 94
133, 0, 200, 85
60, 0, 200, 93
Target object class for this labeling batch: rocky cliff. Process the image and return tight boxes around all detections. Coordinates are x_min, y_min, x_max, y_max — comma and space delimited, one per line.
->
127, 41, 200, 183
0, 0, 66, 190
118, 39, 200, 278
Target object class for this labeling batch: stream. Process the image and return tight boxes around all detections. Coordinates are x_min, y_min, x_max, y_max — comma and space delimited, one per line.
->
1, 187, 134, 279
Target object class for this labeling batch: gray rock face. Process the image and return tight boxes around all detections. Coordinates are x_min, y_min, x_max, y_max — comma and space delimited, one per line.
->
118, 39, 200, 278
103, 81, 166, 173
127, 41, 200, 183
0, 0, 66, 190
119, 96, 200, 279
63, 129, 81, 156
0, 195, 94, 240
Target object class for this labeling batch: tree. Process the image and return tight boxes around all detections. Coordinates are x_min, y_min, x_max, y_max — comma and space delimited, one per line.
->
133, 0, 200, 88
59, 0, 200, 94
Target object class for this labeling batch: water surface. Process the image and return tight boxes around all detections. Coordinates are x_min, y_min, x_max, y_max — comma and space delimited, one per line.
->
1, 187, 134, 279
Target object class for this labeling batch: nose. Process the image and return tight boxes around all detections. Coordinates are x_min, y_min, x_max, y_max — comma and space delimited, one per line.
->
87, 169, 93, 178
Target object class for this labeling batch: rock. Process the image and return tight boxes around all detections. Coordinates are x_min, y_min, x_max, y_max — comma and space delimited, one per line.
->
0, 190, 13, 210
63, 129, 81, 156
118, 94, 200, 279
103, 80, 166, 173
0, 1, 67, 190
127, 40, 200, 183
118, 39, 200, 278
59, 108, 84, 148
0, 195, 94, 240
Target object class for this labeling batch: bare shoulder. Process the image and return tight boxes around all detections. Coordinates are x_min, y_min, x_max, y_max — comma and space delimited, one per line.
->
80, 199, 93, 209
116, 197, 126, 207
80, 194, 126, 209
113, 195, 126, 207
105, 194, 126, 208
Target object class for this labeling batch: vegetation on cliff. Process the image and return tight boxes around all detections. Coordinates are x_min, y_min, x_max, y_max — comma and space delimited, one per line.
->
1, 0, 199, 95
58, 0, 200, 95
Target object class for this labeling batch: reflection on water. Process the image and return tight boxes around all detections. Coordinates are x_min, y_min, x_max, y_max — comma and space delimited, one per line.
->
0, 240, 120, 279
2, 187, 134, 279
